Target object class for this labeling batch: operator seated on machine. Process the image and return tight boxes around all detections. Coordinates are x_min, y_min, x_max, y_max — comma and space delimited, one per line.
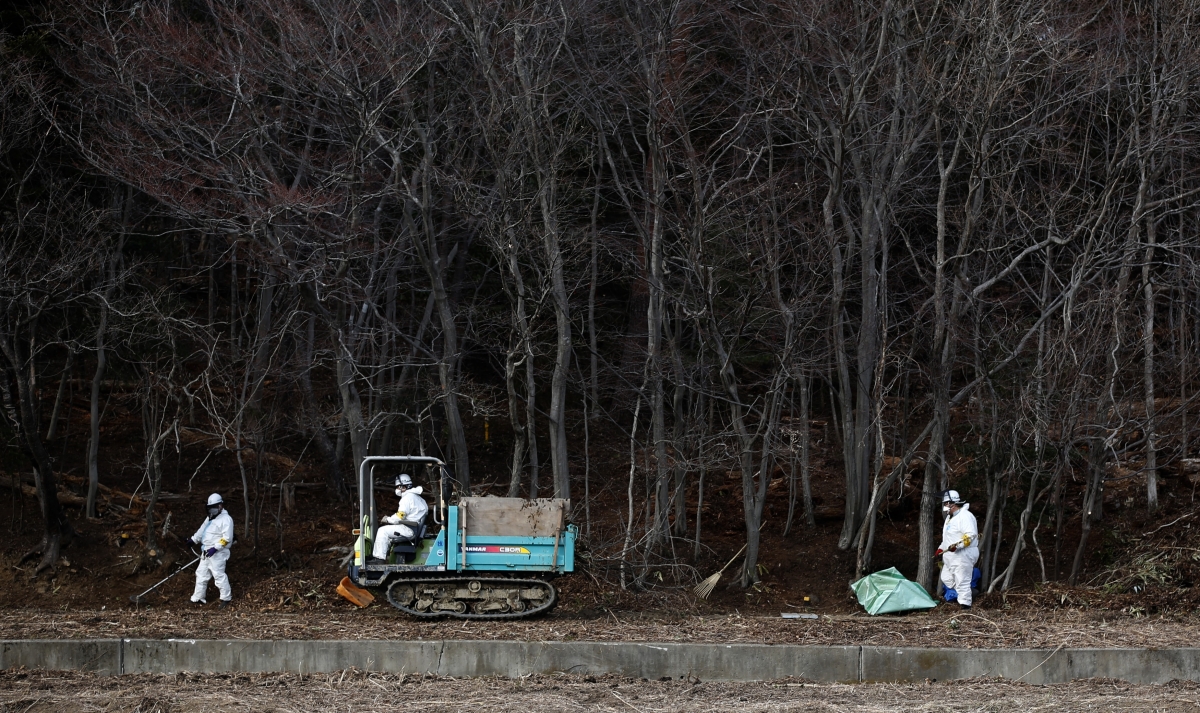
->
369, 473, 428, 564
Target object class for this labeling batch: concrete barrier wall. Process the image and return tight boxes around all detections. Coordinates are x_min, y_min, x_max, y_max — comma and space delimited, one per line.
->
1063, 648, 1200, 684
863, 647, 1069, 684
437, 640, 860, 682
0, 640, 120, 675
862, 646, 1200, 684
4, 639, 1200, 684
121, 639, 857, 682
124, 639, 443, 676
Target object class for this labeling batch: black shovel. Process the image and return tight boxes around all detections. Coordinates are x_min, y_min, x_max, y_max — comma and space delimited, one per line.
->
129, 554, 200, 604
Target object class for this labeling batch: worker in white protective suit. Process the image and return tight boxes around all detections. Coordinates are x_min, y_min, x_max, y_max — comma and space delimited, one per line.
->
371, 474, 428, 562
936, 489, 979, 609
190, 493, 235, 608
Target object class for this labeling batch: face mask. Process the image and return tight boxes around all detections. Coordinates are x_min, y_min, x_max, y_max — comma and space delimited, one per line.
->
942, 505, 951, 516
207, 506, 222, 519
395, 487, 407, 497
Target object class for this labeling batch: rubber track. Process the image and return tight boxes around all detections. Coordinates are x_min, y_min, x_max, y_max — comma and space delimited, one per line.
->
384, 575, 557, 620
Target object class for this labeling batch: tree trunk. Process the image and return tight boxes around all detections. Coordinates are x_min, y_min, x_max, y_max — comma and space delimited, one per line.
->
693, 389, 711, 561
648, 260, 668, 548
1070, 443, 1107, 584
1071, 165, 1150, 582
505, 344, 528, 498
401, 134, 470, 492
1142, 215, 1158, 512
86, 246, 120, 518
302, 315, 347, 501
993, 248, 1055, 592
140, 375, 173, 556
799, 374, 815, 528
620, 394, 643, 591
502, 237, 536, 498
45, 347, 74, 441
0, 332, 70, 576
664, 304, 689, 538
334, 335, 369, 493
539, 168, 572, 503
85, 314, 106, 518
708, 297, 792, 587
589, 137, 601, 414
917, 125, 963, 592
525, 348, 540, 500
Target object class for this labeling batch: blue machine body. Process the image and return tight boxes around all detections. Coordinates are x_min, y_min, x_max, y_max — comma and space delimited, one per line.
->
421, 506, 577, 571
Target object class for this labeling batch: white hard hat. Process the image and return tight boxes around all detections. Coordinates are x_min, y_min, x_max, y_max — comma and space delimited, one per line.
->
207, 493, 223, 506
942, 490, 963, 505
396, 474, 413, 487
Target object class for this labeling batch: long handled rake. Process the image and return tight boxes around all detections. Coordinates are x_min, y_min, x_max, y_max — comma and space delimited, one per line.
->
129, 555, 200, 604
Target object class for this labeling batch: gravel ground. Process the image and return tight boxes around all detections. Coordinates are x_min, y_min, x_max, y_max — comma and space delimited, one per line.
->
2, 669, 1199, 712
2, 606, 1199, 649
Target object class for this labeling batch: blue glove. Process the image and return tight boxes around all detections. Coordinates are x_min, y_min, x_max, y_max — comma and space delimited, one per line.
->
205, 547, 218, 558
190, 539, 201, 548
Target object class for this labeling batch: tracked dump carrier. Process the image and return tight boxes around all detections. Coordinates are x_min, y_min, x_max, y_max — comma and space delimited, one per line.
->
347, 456, 575, 619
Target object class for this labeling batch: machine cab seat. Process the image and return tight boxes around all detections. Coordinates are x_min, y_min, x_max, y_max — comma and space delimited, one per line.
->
385, 519, 430, 562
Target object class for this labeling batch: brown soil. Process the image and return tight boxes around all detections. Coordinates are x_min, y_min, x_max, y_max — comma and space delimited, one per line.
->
1, 606, 1198, 649
3, 669, 1200, 712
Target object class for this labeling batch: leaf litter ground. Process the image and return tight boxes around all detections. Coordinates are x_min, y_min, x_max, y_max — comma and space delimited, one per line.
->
2, 669, 1200, 712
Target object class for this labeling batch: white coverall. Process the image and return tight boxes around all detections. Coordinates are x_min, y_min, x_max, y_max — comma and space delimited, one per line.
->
191, 510, 235, 603
372, 486, 429, 560
939, 503, 980, 607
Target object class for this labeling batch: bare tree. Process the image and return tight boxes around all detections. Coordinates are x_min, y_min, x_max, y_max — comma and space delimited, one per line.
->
0, 44, 111, 573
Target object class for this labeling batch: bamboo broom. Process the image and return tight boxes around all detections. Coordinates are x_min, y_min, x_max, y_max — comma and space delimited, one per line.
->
694, 522, 766, 599
693, 542, 749, 600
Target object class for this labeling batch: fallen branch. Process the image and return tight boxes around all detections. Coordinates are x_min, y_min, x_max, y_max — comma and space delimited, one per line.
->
1142, 511, 1196, 538
178, 427, 300, 471
1, 474, 86, 507
57, 474, 187, 504
1015, 643, 1065, 683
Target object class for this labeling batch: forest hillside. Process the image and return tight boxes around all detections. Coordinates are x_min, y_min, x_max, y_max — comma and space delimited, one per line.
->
3, 0, 1200, 609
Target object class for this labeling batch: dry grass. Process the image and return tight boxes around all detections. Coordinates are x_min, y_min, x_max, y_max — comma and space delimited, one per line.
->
2, 669, 1200, 712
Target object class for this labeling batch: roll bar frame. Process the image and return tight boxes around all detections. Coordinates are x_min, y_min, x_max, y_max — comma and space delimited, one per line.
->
357, 455, 450, 540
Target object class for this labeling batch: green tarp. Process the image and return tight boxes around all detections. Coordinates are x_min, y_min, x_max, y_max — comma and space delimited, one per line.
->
851, 567, 937, 615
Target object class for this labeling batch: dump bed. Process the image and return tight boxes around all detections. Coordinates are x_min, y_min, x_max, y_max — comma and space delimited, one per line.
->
458, 497, 568, 537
